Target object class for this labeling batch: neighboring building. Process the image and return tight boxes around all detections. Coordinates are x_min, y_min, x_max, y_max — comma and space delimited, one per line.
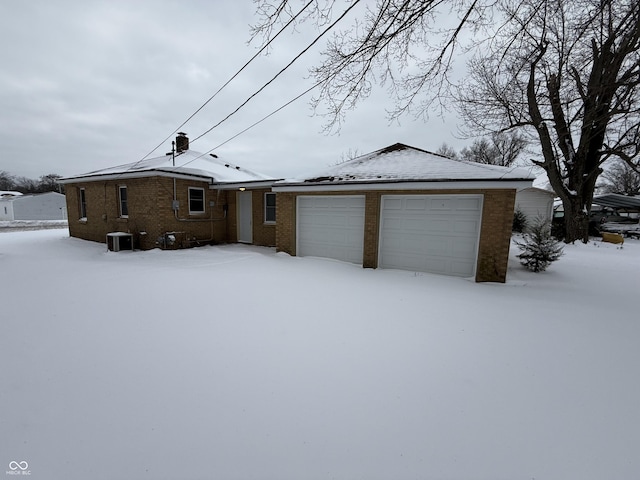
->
272, 143, 534, 283
0, 191, 67, 221
514, 186, 555, 229
59, 133, 279, 250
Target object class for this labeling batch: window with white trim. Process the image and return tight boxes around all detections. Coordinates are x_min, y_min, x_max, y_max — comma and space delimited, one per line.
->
79, 188, 87, 219
264, 192, 276, 223
189, 187, 205, 214
118, 186, 128, 217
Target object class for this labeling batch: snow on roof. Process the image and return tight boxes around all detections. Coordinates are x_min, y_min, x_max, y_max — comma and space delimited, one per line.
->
60, 150, 274, 184
283, 143, 536, 185
0, 191, 23, 197
593, 193, 640, 211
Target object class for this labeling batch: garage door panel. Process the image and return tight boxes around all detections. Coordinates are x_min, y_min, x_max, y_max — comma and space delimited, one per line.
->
425, 237, 450, 256
348, 215, 365, 228
297, 196, 365, 265
453, 219, 481, 233
425, 257, 448, 274
379, 195, 482, 277
328, 215, 348, 227
451, 260, 475, 277
428, 198, 453, 210
452, 237, 477, 256
406, 198, 428, 210
384, 198, 403, 210
428, 218, 454, 233
457, 197, 483, 211
382, 217, 403, 230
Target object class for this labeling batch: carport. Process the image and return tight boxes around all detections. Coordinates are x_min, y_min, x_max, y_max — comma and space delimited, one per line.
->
592, 193, 640, 213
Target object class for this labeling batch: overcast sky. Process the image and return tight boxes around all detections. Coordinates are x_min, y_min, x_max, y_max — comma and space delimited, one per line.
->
0, 0, 469, 181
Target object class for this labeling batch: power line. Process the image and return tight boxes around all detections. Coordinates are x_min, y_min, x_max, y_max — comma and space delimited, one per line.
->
118, 0, 362, 179
178, 81, 322, 168
210, 82, 320, 152
138, 0, 317, 162
189, 0, 363, 145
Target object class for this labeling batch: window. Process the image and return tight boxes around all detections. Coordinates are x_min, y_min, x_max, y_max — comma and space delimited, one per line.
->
189, 187, 205, 214
264, 192, 276, 223
119, 186, 128, 217
79, 188, 87, 219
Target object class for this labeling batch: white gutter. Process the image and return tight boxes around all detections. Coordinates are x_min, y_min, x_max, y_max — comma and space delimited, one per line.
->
273, 179, 534, 192
58, 170, 214, 185
209, 179, 283, 190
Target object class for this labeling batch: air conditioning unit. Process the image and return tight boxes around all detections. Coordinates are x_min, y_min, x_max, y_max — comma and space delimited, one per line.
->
107, 232, 133, 252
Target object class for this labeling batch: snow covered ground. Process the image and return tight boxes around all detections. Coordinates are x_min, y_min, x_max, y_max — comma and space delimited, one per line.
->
1, 227, 638, 480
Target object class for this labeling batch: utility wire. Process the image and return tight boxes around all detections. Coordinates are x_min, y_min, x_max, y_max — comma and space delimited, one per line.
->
175, 81, 322, 168
211, 82, 320, 152
138, 0, 316, 162
189, 0, 363, 145
117, 0, 361, 178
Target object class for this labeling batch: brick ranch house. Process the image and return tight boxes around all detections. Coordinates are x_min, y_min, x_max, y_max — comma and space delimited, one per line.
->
58, 134, 280, 251
61, 139, 534, 282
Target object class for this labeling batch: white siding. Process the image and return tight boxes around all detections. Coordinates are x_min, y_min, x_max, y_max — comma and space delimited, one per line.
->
0, 200, 15, 220
515, 188, 554, 229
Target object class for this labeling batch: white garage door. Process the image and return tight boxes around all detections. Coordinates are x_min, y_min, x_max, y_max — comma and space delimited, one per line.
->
297, 196, 365, 264
379, 195, 483, 277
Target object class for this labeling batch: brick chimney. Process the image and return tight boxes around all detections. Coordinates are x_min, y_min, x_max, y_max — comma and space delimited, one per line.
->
176, 132, 189, 152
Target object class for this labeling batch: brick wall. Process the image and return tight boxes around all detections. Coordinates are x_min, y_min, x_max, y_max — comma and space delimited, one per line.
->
275, 188, 516, 282
476, 189, 516, 282
275, 192, 296, 255
65, 177, 230, 249
251, 189, 277, 247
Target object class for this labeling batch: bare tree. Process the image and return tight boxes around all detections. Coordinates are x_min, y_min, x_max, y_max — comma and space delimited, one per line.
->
0, 171, 16, 191
251, 0, 640, 242
14, 177, 38, 194
37, 174, 64, 193
600, 160, 640, 195
436, 143, 459, 159
490, 132, 528, 167
0, 172, 64, 194
339, 147, 361, 164
457, 0, 640, 242
458, 132, 526, 166
250, 0, 487, 129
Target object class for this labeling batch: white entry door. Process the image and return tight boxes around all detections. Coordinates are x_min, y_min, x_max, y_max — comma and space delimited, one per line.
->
297, 195, 365, 264
379, 195, 483, 277
237, 191, 253, 243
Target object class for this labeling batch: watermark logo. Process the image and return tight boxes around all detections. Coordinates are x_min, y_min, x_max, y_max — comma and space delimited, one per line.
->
6, 461, 30, 476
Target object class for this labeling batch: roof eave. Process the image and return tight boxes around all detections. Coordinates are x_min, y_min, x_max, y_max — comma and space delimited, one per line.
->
58, 169, 215, 185
273, 178, 533, 192
209, 179, 283, 190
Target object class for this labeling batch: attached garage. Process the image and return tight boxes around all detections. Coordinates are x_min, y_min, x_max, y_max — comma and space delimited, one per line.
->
297, 195, 365, 264
274, 143, 535, 283
379, 194, 482, 277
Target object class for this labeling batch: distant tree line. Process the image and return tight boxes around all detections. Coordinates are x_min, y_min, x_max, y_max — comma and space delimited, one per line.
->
599, 161, 640, 196
0, 171, 64, 194
436, 132, 527, 168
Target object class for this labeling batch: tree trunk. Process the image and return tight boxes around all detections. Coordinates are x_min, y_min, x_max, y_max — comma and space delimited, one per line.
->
562, 200, 590, 243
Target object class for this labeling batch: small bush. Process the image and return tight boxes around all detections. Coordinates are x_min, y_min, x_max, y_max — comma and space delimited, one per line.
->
512, 209, 528, 233
514, 217, 563, 272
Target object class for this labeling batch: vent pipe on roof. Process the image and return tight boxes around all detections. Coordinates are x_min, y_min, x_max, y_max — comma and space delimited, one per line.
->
176, 132, 189, 152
